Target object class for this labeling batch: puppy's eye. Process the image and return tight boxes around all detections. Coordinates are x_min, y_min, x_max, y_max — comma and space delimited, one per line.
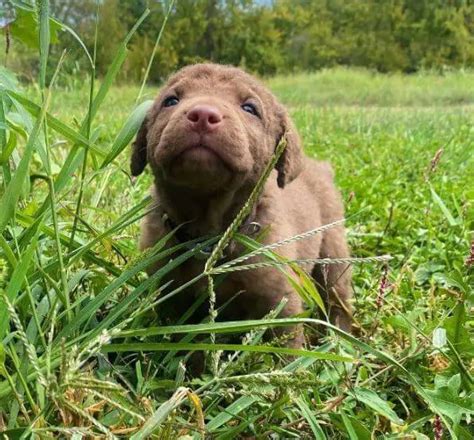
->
163, 96, 179, 107
241, 102, 259, 117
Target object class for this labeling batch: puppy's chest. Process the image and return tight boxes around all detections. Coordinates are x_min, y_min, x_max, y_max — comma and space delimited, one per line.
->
172, 252, 261, 299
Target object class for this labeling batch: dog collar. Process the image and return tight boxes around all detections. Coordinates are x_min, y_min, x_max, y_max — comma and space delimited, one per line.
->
161, 211, 261, 260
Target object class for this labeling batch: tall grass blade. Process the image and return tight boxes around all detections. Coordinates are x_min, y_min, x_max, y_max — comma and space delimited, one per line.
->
100, 100, 153, 168
89, 9, 150, 121
130, 387, 188, 439
102, 342, 352, 362
33, 8, 150, 219
5, 91, 105, 155
55, 236, 214, 340
0, 222, 41, 339
0, 98, 47, 234
136, 0, 176, 102
430, 185, 458, 226
37, 0, 50, 89
296, 397, 327, 439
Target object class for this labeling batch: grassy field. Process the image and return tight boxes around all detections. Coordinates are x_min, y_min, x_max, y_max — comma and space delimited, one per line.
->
0, 65, 473, 439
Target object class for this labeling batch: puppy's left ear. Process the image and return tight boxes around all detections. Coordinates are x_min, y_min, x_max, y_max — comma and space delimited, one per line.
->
130, 117, 148, 177
275, 109, 304, 188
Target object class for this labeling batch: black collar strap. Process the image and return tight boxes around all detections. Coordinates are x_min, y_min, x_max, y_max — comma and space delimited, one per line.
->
161, 211, 261, 260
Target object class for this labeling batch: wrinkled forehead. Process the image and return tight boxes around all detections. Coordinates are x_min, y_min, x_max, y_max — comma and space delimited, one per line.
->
163, 64, 273, 103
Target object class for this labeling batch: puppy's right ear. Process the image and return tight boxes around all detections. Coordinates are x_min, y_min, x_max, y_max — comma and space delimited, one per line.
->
275, 109, 304, 188
130, 117, 148, 176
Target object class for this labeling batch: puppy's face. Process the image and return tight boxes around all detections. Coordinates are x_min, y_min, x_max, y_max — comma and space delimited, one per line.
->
131, 64, 303, 193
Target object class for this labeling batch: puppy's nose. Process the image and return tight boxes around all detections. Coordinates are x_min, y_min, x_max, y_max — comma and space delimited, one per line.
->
187, 105, 222, 132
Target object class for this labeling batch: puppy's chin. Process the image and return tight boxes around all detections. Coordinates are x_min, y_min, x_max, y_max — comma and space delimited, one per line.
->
167, 146, 233, 192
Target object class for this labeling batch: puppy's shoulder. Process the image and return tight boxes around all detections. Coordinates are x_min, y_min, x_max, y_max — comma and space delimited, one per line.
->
301, 157, 345, 219
301, 157, 335, 186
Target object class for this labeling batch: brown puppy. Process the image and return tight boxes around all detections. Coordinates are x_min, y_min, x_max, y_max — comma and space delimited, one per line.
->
131, 63, 352, 347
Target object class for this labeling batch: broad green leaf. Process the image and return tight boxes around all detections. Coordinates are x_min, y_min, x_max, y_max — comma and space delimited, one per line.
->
352, 387, 403, 425
9, 7, 60, 49
445, 304, 474, 357
424, 374, 474, 425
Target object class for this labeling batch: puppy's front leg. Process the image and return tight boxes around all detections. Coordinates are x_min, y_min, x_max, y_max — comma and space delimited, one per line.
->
270, 292, 305, 348
241, 271, 305, 348
313, 226, 353, 332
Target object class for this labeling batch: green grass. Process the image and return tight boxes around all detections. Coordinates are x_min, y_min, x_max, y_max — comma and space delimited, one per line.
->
268, 67, 474, 107
1, 59, 473, 440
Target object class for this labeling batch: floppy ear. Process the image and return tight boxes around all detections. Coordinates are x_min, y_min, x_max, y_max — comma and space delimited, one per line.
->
130, 117, 148, 176
275, 110, 304, 188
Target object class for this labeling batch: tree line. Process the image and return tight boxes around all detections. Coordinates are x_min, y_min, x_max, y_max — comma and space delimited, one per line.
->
3, 0, 474, 82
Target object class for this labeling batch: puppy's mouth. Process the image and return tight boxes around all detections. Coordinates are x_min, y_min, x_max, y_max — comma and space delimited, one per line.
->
178, 143, 225, 164
154, 126, 253, 186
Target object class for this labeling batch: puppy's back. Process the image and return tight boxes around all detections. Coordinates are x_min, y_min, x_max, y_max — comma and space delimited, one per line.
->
300, 158, 345, 225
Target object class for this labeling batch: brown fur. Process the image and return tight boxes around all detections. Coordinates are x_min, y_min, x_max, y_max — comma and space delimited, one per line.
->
131, 63, 352, 348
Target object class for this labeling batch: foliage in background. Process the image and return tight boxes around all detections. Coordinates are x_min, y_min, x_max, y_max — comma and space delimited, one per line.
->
2, 0, 474, 82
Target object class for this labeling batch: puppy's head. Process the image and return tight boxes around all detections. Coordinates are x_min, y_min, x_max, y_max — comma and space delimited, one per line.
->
131, 63, 303, 193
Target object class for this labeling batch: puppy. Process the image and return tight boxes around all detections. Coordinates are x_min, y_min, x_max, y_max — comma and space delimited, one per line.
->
131, 63, 352, 348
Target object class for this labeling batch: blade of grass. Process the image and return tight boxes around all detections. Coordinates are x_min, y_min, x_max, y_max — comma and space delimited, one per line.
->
130, 387, 188, 440
55, 236, 215, 341
0, 91, 9, 186
68, 196, 152, 264
0, 220, 42, 339
32, 9, 150, 220
0, 235, 17, 267
0, 96, 47, 235
135, 0, 176, 103
210, 255, 392, 275
37, 50, 71, 317
99, 100, 153, 169
89, 9, 149, 121
430, 185, 458, 226
5, 91, 105, 156
37, 0, 50, 89
68, 0, 99, 250
116, 315, 456, 436
102, 343, 352, 362
296, 397, 327, 439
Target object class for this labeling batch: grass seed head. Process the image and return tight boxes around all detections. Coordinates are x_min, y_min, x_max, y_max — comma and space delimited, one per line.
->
433, 414, 443, 440
465, 239, 474, 267
426, 148, 444, 179
376, 264, 390, 309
